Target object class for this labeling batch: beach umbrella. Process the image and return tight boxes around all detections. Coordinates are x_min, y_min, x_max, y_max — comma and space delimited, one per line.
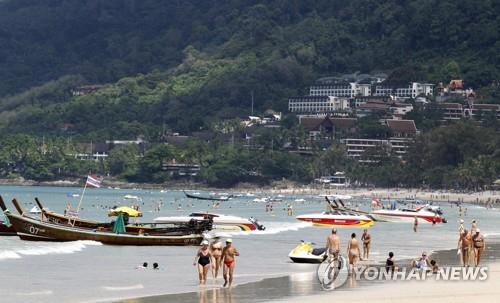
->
112, 213, 126, 234
108, 206, 142, 217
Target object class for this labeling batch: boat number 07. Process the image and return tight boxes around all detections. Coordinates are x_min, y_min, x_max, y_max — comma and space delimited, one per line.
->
28, 225, 40, 235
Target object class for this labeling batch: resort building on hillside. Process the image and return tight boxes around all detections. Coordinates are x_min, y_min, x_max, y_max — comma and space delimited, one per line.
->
299, 116, 357, 140
309, 83, 371, 98
288, 96, 350, 114
466, 103, 500, 119
385, 119, 418, 137
437, 103, 464, 120
342, 138, 413, 161
374, 82, 434, 99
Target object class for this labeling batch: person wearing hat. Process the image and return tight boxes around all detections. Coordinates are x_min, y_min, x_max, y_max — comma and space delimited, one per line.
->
193, 239, 213, 284
471, 220, 477, 235
472, 229, 485, 266
459, 219, 465, 235
210, 236, 223, 279
221, 238, 239, 287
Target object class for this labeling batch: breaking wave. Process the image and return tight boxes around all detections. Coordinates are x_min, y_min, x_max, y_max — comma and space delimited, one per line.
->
0, 240, 102, 261
212, 221, 312, 238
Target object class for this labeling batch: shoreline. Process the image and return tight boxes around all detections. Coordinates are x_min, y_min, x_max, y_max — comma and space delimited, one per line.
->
114, 239, 500, 303
0, 179, 498, 206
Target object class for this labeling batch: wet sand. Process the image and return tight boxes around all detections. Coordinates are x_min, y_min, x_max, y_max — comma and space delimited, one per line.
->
116, 240, 500, 303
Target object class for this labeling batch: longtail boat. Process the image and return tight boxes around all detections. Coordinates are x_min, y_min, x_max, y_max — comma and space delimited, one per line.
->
0, 197, 210, 246
0, 220, 15, 235
183, 191, 232, 201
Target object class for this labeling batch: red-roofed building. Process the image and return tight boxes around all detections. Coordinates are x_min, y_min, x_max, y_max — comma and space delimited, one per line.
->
385, 119, 418, 138
299, 116, 358, 140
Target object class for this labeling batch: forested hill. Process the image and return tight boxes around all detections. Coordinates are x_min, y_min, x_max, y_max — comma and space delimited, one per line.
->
0, 0, 499, 137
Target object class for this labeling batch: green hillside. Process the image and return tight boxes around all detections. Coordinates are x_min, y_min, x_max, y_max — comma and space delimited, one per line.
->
0, 0, 499, 137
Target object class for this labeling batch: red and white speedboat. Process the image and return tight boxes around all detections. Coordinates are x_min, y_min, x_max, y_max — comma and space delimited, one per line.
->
154, 212, 265, 232
296, 209, 374, 228
370, 205, 446, 224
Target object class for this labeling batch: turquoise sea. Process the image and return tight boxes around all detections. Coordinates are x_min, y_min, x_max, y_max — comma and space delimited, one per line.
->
0, 185, 499, 303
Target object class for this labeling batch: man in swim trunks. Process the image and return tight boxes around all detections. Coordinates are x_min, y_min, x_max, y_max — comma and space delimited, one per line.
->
361, 229, 371, 260
210, 237, 223, 279
326, 228, 340, 259
221, 238, 239, 287
472, 229, 485, 266
347, 233, 361, 274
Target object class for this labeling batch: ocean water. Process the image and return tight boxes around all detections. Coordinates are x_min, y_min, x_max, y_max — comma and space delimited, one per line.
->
0, 185, 498, 303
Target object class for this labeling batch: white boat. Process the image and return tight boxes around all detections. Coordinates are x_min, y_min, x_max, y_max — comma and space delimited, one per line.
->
296, 209, 374, 228
370, 205, 446, 224
154, 212, 265, 232
124, 194, 140, 200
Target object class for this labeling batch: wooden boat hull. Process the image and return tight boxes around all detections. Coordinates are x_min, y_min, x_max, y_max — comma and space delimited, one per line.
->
6, 212, 204, 245
0, 221, 16, 236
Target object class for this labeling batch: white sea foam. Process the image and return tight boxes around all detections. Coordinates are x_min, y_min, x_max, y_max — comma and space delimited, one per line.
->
16, 290, 53, 296
0, 240, 102, 261
212, 221, 312, 238
102, 284, 144, 291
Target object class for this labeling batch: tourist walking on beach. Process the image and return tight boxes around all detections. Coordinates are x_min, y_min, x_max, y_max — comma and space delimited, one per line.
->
193, 240, 213, 284
458, 229, 472, 266
347, 233, 361, 274
459, 219, 465, 235
472, 229, 485, 266
413, 216, 418, 232
210, 237, 223, 279
326, 228, 340, 258
471, 220, 477, 235
221, 239, 239, 287
361, 229, 371, 260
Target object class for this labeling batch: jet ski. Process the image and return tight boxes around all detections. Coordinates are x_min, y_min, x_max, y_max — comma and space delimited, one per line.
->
288, 241, 327, 263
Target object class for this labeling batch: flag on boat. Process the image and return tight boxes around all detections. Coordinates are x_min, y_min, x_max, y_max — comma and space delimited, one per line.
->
86, 175, 102, 188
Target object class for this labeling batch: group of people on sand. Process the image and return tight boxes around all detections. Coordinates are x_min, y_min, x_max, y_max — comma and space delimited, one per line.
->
193, 237, 239, 287
326, 228, 372, 273
458, 219, 485, 266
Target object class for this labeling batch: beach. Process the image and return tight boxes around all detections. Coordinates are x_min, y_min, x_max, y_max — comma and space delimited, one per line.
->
1, 185, 499, 303
119, 242, 500, 303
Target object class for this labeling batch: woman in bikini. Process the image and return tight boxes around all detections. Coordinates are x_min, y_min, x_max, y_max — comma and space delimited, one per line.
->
347, 233, 361, 274
210, 237, 223, 279
193, 240, 213, 284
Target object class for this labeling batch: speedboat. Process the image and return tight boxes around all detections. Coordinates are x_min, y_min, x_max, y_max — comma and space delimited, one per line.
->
296, 209, 374, 228
370, 205, 446, 223
154, 212, 265, 232
289, 241, 327, 263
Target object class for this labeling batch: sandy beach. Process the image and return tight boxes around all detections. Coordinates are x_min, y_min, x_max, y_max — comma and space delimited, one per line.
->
118, 241, 500, 303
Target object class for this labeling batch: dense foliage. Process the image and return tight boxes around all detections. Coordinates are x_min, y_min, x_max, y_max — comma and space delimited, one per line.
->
0, 1, 498, 189
0, 0, 499, 137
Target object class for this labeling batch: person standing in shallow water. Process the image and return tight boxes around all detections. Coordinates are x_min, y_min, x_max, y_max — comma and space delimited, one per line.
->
221, 239, 239, 287
194, 240, 213, 284
361, 229, 371, 260
458, 229, 472, 266
413, 216, 418, 232
210, 237, 223, 279
347, 233, 361, 274
472, 229, 485, 266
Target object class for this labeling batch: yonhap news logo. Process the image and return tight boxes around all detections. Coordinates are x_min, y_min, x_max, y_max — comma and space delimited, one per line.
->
317, 264, 488, 290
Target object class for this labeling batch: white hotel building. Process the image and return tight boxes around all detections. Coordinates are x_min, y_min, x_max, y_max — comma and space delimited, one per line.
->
288, 96, 350, 114
374, 82, 434, 99
309, 83, 372, 98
